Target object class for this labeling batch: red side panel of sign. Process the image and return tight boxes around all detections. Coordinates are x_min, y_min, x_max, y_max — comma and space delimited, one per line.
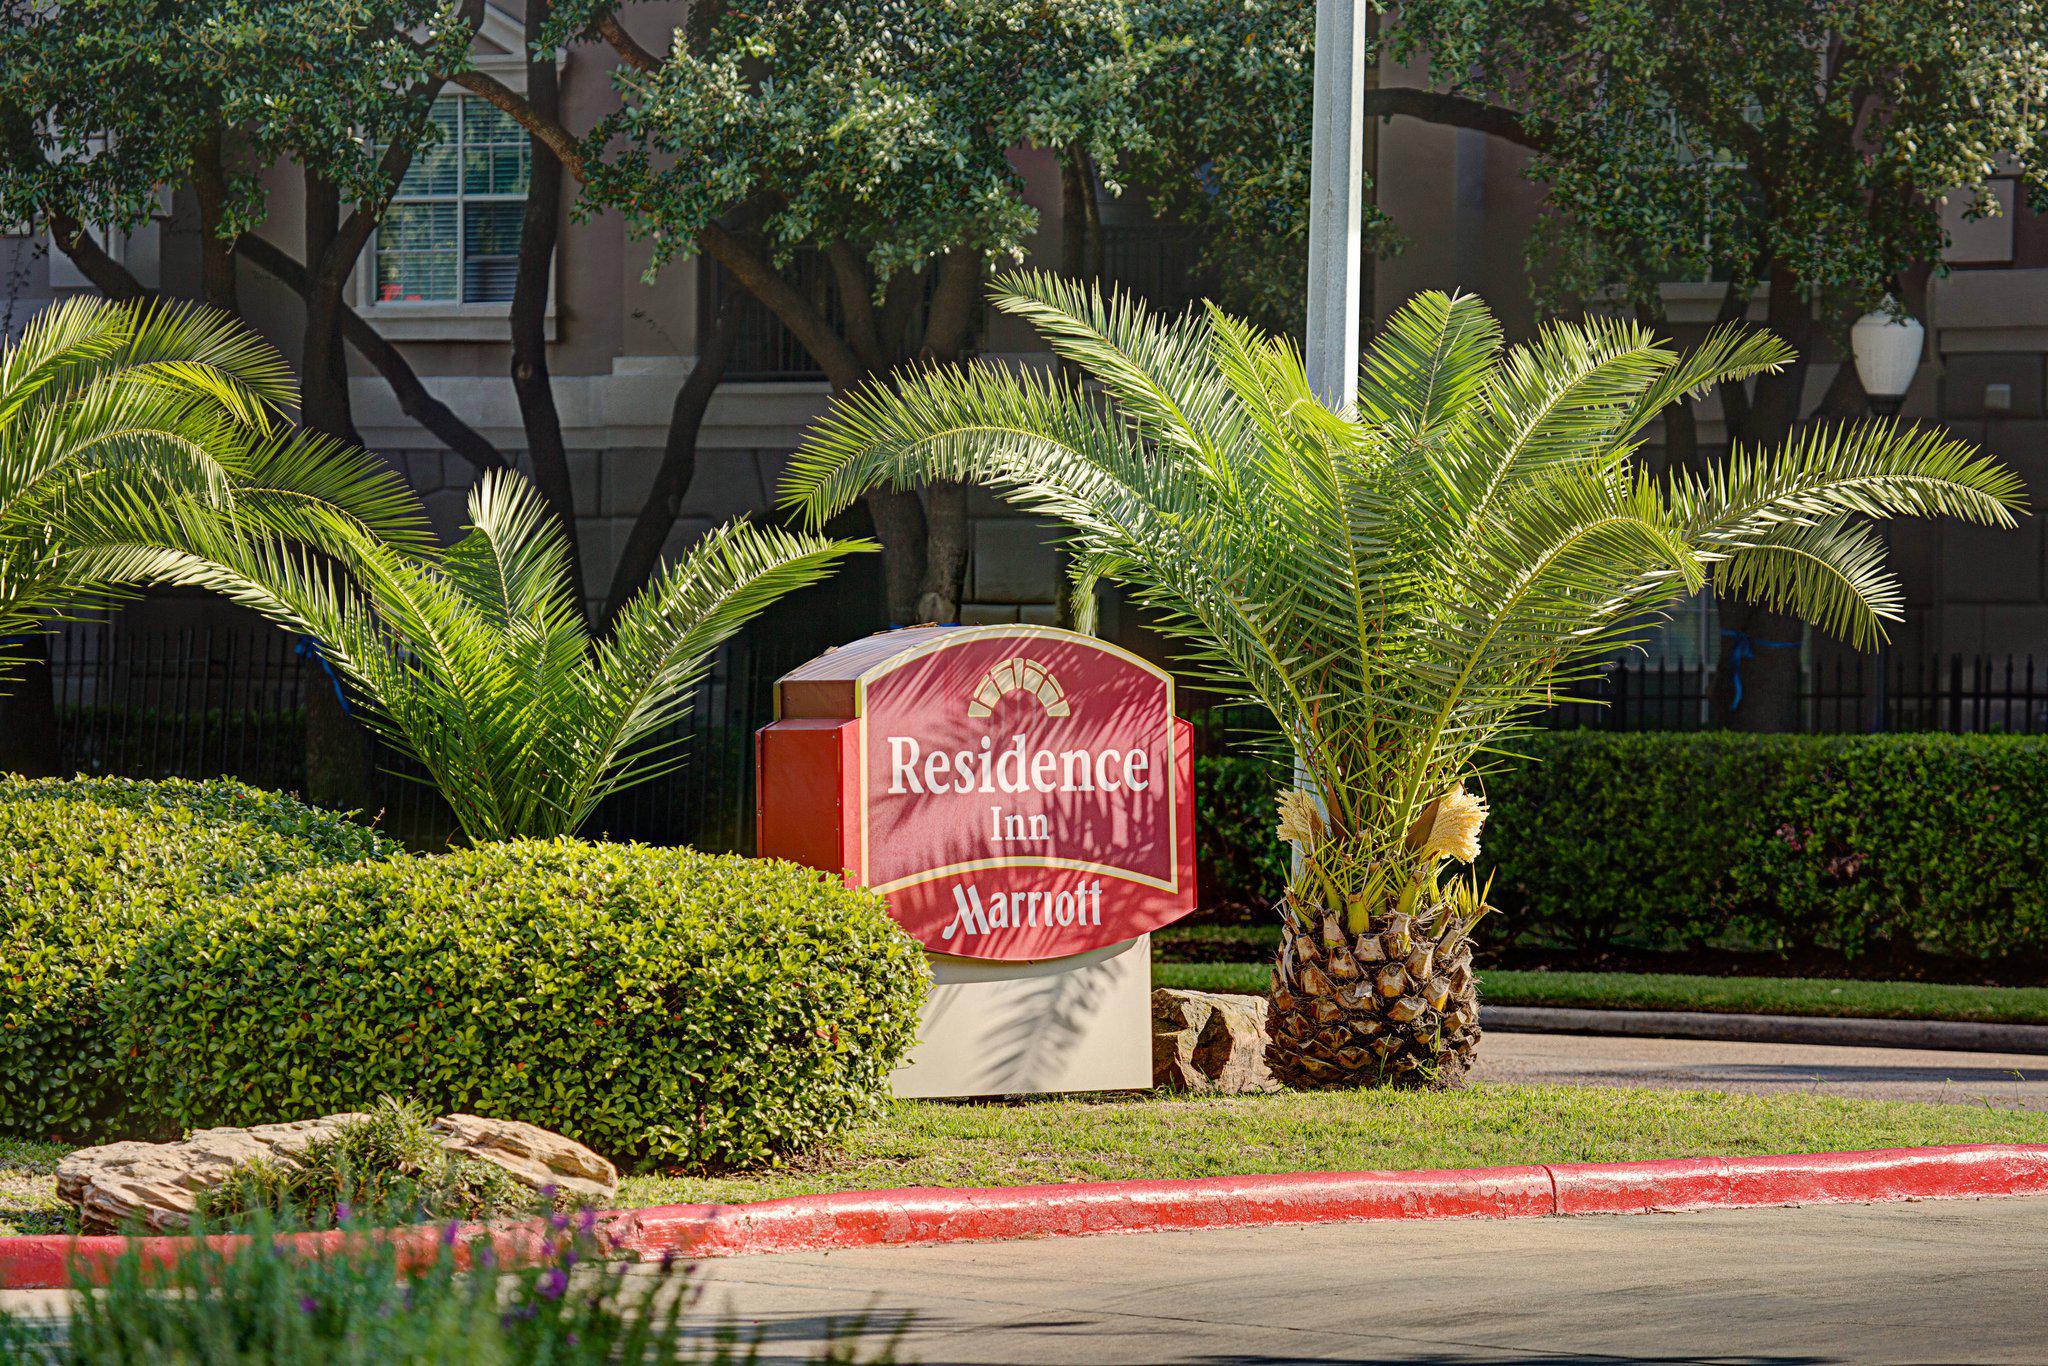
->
757, 719, 860, 882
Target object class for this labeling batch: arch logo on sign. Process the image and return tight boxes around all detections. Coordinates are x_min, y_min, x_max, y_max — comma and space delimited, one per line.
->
757, 625, 1196, 960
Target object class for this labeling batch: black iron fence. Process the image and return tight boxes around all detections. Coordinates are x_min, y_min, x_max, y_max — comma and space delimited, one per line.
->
52, 624, 304, 791
1543, 653, 2048, 734
37, 623, 2048, 852
44, 622, 812, 853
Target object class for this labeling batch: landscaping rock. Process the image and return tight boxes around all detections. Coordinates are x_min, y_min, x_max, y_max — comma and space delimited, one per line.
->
1152, 988, 1279, 1094
430, 1113, 617, 1201
58, 1111, 618, 1232
58, 1113, 368, 1234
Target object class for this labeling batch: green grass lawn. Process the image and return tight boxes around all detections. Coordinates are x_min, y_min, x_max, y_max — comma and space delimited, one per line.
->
1155, 961, 2048, 1025
622, 1086, 2048, 1207
10, 1085, 2048, 1234
0, 1137, 70, 1237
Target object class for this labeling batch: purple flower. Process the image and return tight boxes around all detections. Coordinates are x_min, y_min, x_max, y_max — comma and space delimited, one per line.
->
441, 1221, 462, 1248
549, 1209, 570, 1232
298, 1295, 318, 1315
658, 1248, 679, 1274
577, 1209, 597, 1234
333, 1201, 352, 1225
539, 1268, 569, 1300
540, 1183, 559, 1201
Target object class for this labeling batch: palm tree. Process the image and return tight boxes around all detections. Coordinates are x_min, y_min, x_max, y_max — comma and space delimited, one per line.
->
124, 469, 869, 842
0, 295, 428, 661
782, 274, 2025, 1088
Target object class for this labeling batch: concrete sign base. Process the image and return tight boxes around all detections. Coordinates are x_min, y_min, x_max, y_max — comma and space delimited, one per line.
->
891, 936, 1152, 1098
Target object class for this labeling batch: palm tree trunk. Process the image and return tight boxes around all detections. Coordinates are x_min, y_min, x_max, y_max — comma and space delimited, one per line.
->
1266, 901, 1481, 1089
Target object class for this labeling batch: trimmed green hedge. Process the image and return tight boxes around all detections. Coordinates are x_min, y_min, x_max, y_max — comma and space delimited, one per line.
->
0, 776, 393, 1140
1196, 734, 2048, 963
119, 839, 929, 1171
1194, 753, 1289, 915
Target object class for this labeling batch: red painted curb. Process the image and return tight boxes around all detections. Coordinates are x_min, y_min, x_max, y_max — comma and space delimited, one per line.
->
614, 1164, 1558, 1260
0, 1220, 552, 1292
6, 1145, 2045, 1290
1549, 1144, 2048, 1216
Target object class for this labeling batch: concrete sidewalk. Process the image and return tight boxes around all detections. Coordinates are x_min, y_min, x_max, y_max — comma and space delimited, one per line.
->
685, 1198, 2048, 1363
1475, 1029, 2048, 1109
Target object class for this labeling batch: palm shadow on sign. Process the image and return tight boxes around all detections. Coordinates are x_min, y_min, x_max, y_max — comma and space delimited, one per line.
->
919, 938, 1141, 1095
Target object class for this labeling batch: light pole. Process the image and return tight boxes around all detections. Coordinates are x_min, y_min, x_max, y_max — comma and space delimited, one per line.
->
1850, 298, 1927, 731
1305, 0, 1368, 411
1296, 0, 1369, 842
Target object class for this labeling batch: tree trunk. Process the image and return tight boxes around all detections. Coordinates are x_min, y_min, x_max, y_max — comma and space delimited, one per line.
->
1358, 4, 1380, 334
191, 124, 239, 314
299, 171, 361, 447
300, 649, 374, 814
1710, 267, 1814, 732
901, 250, 984, 624
512, 0, 588, 614
1267, 901, 1481, 1089
0, 636, 63, 778
298, 172, 373, 807
1059, 150, 1103, 284
915, 482, 970, 624
599, 294, 745, 627
866, 488, 931, 625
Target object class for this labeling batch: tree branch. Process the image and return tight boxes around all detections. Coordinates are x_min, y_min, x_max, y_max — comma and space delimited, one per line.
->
449, 69, 587, 179
699, 222, 865, 387
236, 232, 509, 473
46, 213, 148, 300
596, 12, 663, 73
1366, 88, 1540, 152
331, 0, 485, 270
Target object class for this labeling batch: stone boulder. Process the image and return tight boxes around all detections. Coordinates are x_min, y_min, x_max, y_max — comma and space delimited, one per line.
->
430, 1113, 617, 1202
1152, 988, 1279, 1094
58, 1113, 368, 1234
58, 1111, 618, 1233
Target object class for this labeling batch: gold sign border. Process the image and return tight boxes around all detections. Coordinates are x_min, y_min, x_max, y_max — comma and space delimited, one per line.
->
852, 625, 1180, 896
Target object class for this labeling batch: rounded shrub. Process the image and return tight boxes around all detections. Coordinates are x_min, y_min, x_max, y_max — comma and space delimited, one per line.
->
0, 775, 394, 1140
120, 839, 930, 1171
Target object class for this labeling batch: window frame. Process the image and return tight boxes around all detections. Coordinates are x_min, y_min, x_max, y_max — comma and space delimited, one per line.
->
353, 43, 558, 341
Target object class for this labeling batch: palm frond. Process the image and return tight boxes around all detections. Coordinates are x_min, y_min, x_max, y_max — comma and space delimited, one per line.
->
1710, 514, 1902, 650
782, 276, 2027, 871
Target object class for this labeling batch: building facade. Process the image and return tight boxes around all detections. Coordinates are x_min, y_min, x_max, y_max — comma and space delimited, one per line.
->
11, 3, 2048, 701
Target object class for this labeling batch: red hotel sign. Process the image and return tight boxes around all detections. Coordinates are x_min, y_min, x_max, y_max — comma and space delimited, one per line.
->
757, 625, 1196, 960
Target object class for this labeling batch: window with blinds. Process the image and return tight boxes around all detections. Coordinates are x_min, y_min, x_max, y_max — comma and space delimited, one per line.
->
373, 96, 528, 306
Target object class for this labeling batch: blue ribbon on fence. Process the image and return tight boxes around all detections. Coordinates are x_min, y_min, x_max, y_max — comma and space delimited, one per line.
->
1719, 628, 1799, 711
293, 635, 351, 716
